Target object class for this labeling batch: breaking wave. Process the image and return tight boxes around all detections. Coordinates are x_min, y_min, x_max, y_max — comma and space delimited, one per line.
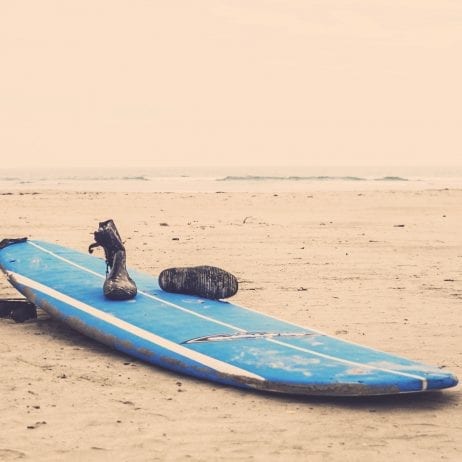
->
218, 175, 409, 182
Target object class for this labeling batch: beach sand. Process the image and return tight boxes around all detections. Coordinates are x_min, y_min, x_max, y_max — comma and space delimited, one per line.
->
0, 188, 460, 461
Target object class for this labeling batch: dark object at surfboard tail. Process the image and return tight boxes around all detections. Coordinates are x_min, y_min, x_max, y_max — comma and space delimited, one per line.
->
0, 237, 28, 250
0, 298, 37, 322
89, 219, 137, 301
159, 265, 238, 300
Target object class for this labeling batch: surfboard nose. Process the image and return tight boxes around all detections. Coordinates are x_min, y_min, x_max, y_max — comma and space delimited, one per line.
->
425, 372, 458, 391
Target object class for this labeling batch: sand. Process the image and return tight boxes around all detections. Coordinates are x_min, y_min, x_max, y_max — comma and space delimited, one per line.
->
0, 188, 460, 461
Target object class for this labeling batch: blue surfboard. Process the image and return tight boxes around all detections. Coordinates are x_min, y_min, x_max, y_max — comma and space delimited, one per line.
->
0, 239, 458, 396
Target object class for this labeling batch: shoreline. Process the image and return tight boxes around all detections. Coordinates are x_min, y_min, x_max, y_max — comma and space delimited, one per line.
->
2, 165, 462, 194
1, 180, 462, 194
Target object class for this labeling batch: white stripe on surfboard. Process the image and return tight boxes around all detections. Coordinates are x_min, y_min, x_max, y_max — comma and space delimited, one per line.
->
8, 271, 264, 382
27, 241, 428, 389
267, 338, 428, 389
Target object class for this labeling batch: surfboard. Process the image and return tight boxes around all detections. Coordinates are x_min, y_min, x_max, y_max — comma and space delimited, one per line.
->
0, 239, 458, 396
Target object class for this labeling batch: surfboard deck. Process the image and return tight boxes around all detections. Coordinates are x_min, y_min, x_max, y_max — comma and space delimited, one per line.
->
0, 239, 458, 396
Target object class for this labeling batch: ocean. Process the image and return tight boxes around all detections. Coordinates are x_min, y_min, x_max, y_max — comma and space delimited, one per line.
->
1, 165, 462, 193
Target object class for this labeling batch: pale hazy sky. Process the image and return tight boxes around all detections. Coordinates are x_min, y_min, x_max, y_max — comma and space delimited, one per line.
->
1, 1, 461, 168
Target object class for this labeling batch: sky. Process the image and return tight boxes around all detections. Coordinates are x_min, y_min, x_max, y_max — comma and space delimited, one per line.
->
1, 1, 461, 169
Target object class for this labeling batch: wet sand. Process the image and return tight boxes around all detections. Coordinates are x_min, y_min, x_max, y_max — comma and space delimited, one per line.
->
0, 188, 460, 461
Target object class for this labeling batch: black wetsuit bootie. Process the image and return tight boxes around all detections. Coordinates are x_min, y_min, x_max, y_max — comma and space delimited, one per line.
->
158, 265, 238, 300
89, 219, 137, 301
